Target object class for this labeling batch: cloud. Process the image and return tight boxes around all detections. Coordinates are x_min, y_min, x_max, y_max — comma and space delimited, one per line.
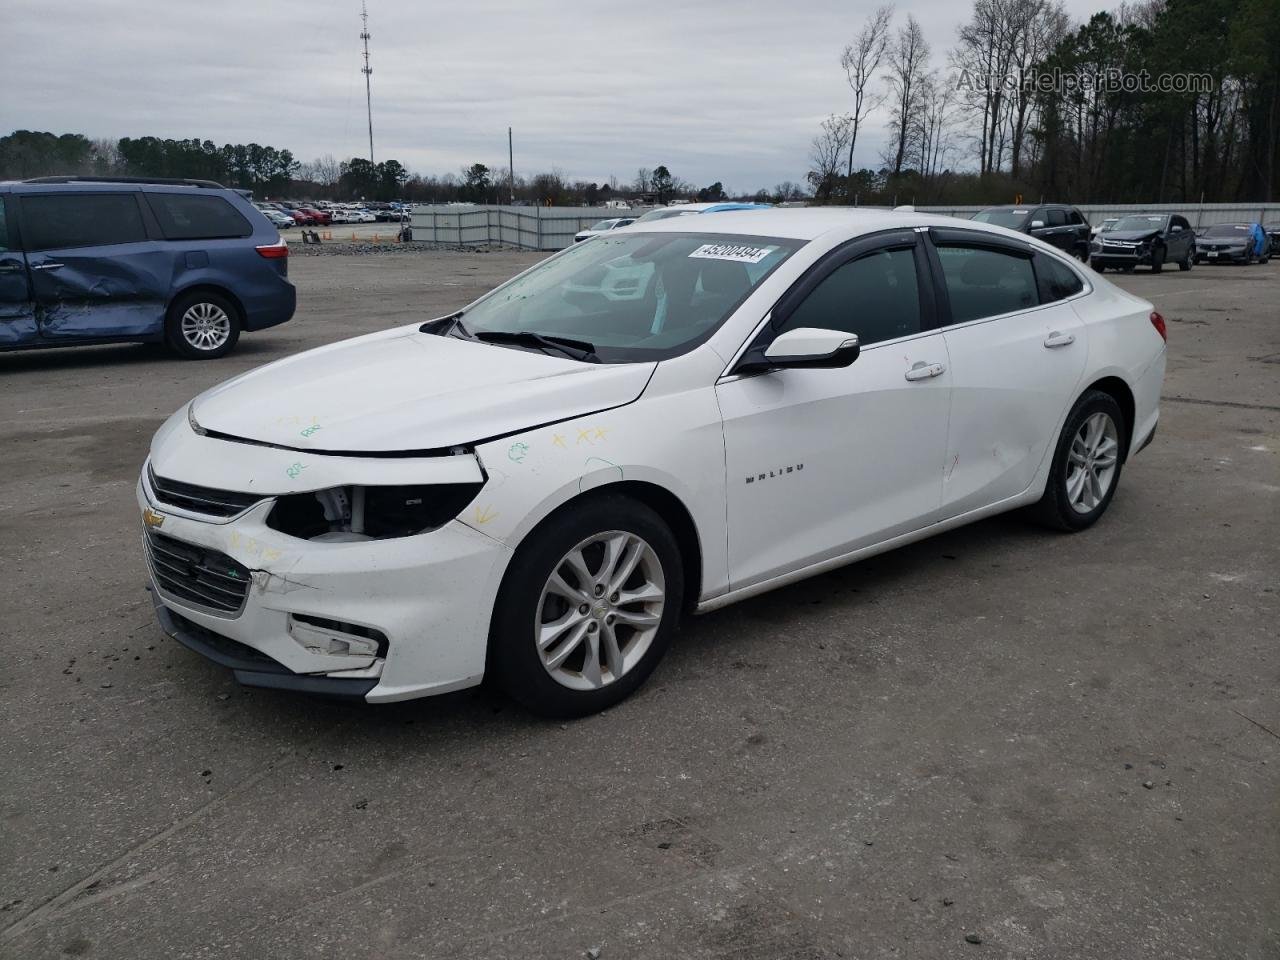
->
10, 0, 1106, 191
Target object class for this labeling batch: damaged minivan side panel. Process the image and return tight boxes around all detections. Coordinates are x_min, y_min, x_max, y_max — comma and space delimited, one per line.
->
19, 192, 169, 340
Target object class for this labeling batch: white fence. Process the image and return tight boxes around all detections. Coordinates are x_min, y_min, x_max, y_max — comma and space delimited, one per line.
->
408, 205, 636, 250
917, 203, 1280, 228
410, 202, 1280, 251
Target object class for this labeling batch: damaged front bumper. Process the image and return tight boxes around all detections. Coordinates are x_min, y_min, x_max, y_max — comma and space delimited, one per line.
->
137, 449, 512, 703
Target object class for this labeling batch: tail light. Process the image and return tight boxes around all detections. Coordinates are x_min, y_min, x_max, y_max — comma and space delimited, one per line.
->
1149, 310, 1167, 342
256, 239, 289, 259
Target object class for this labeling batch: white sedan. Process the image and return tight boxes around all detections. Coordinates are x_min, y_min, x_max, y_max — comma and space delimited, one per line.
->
574, 217, 636, 242
138, 209, 1166, 716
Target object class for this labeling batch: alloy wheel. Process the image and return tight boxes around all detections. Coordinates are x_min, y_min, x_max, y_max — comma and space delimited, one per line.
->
1066, 412, 1120, 514
534, 531, 665, 691
180, 302, 232, 351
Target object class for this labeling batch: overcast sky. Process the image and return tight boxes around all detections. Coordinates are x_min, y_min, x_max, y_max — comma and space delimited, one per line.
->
12, 0, 1108, 192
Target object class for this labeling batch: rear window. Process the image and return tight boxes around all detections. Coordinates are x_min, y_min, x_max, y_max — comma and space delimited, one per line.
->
972, 208, 1030, 229
146, 193, 253, 240
19, 193, 148, 250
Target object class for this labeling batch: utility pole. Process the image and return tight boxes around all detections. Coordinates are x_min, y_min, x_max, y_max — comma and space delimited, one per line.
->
508, 127, 515, 204
360, 0, 374, 165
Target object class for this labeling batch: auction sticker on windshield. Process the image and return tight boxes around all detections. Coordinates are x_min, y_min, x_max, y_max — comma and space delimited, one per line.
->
688, 243, 776, 264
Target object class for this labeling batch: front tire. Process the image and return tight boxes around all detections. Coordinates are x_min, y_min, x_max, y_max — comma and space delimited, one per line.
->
165, 291, 241, 360
489, 496, 684, 717
1030, 390, 1126, 532
1150, 245, 1164, 272
1179, 248, 1193, 271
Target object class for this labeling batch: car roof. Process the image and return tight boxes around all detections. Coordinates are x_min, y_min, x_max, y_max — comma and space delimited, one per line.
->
623, 206, 1047, 243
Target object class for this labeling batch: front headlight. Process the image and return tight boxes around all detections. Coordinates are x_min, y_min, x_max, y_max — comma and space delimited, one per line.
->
267, 483, 483, 541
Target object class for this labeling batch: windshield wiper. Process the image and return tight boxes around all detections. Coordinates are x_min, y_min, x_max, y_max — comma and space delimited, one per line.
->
472, 330, 600, 363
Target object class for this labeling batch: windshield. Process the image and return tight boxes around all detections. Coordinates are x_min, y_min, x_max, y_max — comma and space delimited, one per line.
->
1112, 215, 1167, 232
456, 232, 803, 362
1203, 224, 1250, 238
634, 209, 697, 223
972, 208, 1031, 228
587, 220, 617, 231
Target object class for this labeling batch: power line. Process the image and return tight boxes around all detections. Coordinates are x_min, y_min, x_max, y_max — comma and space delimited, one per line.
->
360, 0, 374, 165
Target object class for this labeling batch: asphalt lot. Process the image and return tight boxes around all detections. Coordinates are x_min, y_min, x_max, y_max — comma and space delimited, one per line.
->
1, 250, 1277, 960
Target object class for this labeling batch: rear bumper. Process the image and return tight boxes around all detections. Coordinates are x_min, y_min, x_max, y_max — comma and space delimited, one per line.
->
243, 280, 296, 331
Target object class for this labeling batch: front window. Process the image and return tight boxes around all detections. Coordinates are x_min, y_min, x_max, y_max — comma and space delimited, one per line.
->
1111, 215, 1168, 232
455, 232, 803, 362
972, 208, 1031, 229
1202, 224, 1250, 238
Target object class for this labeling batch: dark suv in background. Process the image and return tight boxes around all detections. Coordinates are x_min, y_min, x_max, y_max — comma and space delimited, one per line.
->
0, 177, 295, 359
972, 204, 1091, 261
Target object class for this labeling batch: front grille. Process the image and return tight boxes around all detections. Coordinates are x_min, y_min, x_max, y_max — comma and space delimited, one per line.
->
148, 466, 263, 518
145, 530, 251, 614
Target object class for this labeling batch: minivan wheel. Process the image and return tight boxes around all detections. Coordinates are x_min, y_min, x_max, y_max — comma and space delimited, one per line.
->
165, 291, 241, 360
1030, 390, 1126, 532
490, 496, 683, 718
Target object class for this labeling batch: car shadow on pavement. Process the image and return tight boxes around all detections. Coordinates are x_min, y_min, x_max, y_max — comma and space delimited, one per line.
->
0, 338, 279, 374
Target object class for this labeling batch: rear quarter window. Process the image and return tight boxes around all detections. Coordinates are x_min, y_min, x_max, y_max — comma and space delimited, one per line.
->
1035, 253, 1085, 303
146, 193, 253, 241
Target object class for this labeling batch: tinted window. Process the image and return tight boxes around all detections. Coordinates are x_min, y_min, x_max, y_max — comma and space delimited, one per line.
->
937, 246, 1038, 323
147, 193, 252, 240
20, 193, 147, 250
1047, 208, 1067, 227
1069, 209, 1085, 225
1171, 216, 1190, 230
1037, 254, 1085, 303
0, 199, 8, 252
972, 208, 1030, 229
778, 247, 921, 347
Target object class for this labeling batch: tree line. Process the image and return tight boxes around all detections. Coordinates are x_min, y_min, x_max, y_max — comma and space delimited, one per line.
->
0, 131, 780, 206
808, 0, 1279, 205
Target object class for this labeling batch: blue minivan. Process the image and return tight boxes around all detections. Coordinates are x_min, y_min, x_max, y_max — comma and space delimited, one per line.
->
0, 177, 296, 359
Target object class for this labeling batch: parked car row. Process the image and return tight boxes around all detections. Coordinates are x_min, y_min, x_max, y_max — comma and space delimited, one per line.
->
974, 204, 1275, 273
253, 200, 411, 228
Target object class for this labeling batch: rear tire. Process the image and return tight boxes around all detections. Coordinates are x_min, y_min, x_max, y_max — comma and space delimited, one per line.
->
165, 290, 241, 360
1029, 390, 1126, 532
489, 496, 684, 718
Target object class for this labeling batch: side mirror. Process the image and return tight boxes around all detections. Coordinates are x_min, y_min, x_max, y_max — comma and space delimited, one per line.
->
737, 327, 860, 375
1171, 224, 1183, 232
1029, 219, 1046, 229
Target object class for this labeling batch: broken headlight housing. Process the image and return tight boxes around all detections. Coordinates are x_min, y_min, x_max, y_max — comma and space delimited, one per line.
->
267, 483, 482, 542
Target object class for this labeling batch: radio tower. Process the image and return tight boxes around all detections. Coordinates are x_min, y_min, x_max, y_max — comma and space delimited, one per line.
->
360, 0, 374, 165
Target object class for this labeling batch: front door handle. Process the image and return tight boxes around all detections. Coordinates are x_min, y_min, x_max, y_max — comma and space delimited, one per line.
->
31, 262, 64, 271
904, 361, 945, 382
1043, 331, 1076, 348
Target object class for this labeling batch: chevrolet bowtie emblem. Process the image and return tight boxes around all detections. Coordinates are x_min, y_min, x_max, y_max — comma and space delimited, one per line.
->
142, 507, 166, 529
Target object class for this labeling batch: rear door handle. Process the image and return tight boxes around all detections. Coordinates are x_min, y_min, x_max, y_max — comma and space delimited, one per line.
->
1044, 331, 1075, 348
904, 361, 945, 382
31, 262, 64, 271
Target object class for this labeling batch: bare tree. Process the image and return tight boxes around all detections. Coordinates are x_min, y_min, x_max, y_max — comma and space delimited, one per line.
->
886, 15, 932, 176
840, 5, 895, 181
807, 114, 854, 202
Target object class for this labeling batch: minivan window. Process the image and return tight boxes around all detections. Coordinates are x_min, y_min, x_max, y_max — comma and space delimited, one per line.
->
936, 245, 1038, 323
147, 193, 252, 241
20, 193, 147, 250
777, 247, 921, 347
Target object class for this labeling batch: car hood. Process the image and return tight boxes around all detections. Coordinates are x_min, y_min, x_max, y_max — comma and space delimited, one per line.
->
1099, 230, 1161, 242
190, 325, 656, 453
1201, 234, 1249, 245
